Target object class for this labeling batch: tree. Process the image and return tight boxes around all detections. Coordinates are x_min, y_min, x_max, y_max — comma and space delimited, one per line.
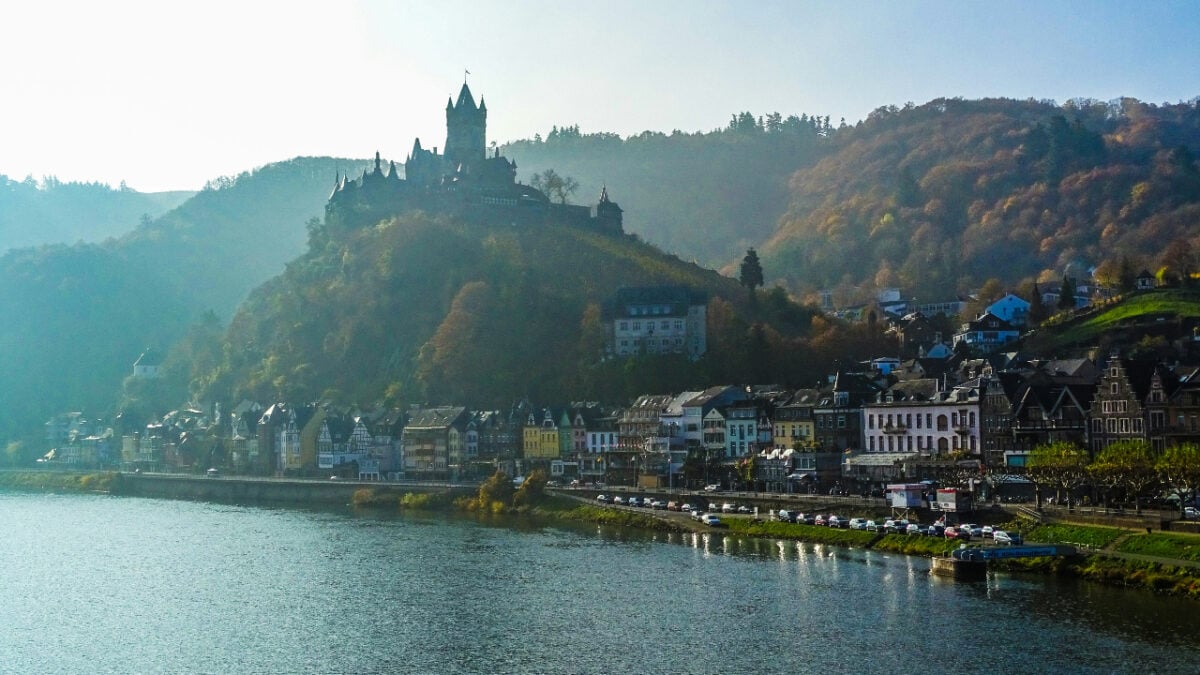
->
1161, 238, 1195, 287
1090, 440, 1156, 512
514, 468, 548, 506
477, 469, 515, 511
529, 169, 579, 204
1027, 282, 1049, 324
1057, 276, 1076, 311
1026, 441, 1088, 506
739, 248, 764, 294
1157, 443, 1200, 515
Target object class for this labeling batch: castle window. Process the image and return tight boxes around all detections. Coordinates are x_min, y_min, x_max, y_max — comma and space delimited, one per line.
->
619, 321, 628, 331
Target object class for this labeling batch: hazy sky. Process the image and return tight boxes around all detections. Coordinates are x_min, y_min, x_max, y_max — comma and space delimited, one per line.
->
3, 0, 1199, 192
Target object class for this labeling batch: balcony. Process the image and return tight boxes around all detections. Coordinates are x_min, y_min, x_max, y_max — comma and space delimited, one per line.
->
881, 424, 908, 435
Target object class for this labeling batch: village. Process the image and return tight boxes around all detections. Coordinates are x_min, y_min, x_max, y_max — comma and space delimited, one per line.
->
40, 277, 1200, 514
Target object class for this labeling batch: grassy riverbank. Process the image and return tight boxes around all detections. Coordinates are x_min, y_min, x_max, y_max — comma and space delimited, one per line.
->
0, 470, 118, 493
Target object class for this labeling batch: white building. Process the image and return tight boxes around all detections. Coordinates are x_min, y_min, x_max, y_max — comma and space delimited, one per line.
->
862, 380, 981, 457
607, 286, 707, 360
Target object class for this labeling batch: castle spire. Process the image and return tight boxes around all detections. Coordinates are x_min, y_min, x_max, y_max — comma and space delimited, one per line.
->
373, 151, 383, 175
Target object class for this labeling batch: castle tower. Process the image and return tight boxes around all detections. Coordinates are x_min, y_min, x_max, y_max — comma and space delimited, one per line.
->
596, 185, 623, 232
445, 83, 486, 168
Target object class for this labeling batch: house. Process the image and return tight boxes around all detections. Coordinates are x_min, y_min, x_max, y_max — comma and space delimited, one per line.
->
132, 347, 162, 379
952, 311, 1021, 353
985, 293, 1031, 327
863, 379, 982, 459
1136, 270, 1157, 291
402, 406, 469, 480
1088, 353, 1177, 453
606, 286, 708, 360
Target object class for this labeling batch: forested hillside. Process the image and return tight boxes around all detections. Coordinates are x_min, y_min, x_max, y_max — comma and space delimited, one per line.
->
0, 175, 192, 251
761, 97, 1200, 301
196, 211, 838, 411
501, 112, 836, 267
0, 157, 361, 452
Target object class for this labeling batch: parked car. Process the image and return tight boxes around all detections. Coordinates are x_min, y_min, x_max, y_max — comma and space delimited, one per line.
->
206, 468, 220, 477
721, 503, 736, 513
960, 523, 983, 537
777, 509, 796, 523
814, 514, 828, 526
1184, 506, 1199, 520
667, 501, 680, 511
884, 519, 909, 534
737, 505, 752, 514
795, 513, 816, 525
865, 520, 880, 532
613, 495, 625, 505
596, 494, 611, 503
993, 530, 1023, 545
848, 517, 868, 530
906, 523, 923, 536
704, 484, 721, 492
827, 515, 846, 528
702, 514, 724, 527
680, 503, 695, 513
627, 497, 642, 507
926, 524, 945, 538
981, 525, 995, 538
945, 526, 970, 541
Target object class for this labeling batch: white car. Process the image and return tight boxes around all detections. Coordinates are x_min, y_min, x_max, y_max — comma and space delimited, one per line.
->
1184, 506, 1199, 520
702, 514, 723, 527
704, 484, 721, 492
721, 503, 736, 513
848, 518, 868, 530
993, 530, 1023, 545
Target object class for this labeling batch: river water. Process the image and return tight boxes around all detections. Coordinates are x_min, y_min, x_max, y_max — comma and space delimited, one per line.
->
1, 491, 1196, 674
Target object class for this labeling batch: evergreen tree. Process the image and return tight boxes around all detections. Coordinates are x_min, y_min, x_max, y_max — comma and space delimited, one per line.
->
1057, 276, 1076, 311
739, 248, 764, 293
1027, 283, 1049, 324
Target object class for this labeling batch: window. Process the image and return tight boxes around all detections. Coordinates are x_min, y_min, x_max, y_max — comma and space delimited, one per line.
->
1134, 418, 1144, 434
1111, 383, 1119, 395
1119, 418, 1129, 434
837, 416, 846, 429
619, 321, 628, 331
632, 321, 641, 330
936, 415, 948, 431
674, 320, 683, 331
868, 414, 874, 430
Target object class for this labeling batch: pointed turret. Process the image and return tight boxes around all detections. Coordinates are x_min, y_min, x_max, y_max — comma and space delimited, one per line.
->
373, 151, 382, 175
455, 82, 477, 109
595, 184, 623, 232
389, 160, 400, 180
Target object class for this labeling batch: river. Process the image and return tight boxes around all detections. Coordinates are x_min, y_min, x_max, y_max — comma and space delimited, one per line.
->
0, 490, 1196, 674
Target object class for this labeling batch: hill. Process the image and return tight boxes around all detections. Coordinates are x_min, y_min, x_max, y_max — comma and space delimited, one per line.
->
0, 157, 363, 450
501, 113, 834, 268
759, 97, 1200, 301
198, 210, 827, 410
0, 175, 193, 251
1026, 288, 1200, 355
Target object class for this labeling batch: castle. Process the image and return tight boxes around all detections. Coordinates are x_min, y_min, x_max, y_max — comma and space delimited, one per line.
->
325, 82, 623, 232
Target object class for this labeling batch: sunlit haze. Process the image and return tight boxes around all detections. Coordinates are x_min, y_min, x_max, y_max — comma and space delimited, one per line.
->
3, 0, 1198, 192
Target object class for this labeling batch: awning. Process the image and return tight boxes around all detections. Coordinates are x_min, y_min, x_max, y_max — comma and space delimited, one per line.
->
786, 472, 816, 480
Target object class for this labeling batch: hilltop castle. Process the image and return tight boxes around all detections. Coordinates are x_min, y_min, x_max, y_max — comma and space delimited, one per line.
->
325, 83, 623, 232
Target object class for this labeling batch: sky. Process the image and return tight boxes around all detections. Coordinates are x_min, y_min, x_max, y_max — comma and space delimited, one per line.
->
3, 0, 1199, 192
